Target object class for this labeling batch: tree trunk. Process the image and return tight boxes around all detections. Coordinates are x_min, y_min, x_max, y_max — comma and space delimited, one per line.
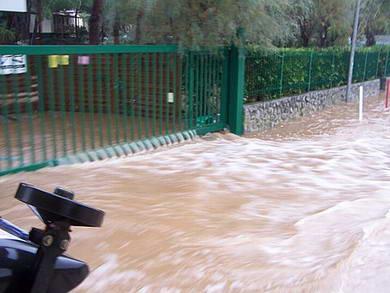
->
89, 0, 104, 44
318, 24, 329, 48
113, 12, 120, 44
300, 24, 310, 47
75, 9, 79, 40
135, 10, 144, 44
36, 0, 43, 34
298, 18, 312, 47
365, 22, 376, 46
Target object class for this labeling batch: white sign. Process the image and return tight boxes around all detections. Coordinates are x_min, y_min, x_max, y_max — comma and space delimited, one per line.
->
167, 92, 175, 103
0, 55, 27, 75
0, 0, 27, 12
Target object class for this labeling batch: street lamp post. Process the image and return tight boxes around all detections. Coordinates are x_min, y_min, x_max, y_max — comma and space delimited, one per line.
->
346, 0, 362, 102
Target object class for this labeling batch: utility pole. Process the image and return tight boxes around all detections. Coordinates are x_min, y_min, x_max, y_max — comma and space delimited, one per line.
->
346, 0, 361, 102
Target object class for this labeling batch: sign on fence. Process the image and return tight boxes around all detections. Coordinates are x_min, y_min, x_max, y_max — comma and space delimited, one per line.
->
0, 55, 27, 75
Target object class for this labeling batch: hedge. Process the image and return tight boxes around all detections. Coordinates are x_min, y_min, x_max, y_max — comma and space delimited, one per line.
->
245, 46, 390, 102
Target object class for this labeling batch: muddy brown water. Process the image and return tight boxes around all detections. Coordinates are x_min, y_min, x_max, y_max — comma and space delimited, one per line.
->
1, 95, 390, 292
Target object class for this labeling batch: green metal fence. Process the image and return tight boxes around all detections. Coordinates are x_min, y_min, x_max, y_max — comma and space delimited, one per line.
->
246, 47, 390, 102
0, 45, 234, 175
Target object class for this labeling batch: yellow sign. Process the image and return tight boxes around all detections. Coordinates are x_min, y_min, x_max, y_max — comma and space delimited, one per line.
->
48, 55, 70, 68
59, 55, 69, 66
48, 55, 59, 68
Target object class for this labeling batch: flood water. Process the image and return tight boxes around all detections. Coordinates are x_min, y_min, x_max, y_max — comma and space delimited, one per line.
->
1, 94, 390, 292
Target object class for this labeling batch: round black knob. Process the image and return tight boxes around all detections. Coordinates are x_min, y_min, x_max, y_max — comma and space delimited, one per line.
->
15, 183, 105, 227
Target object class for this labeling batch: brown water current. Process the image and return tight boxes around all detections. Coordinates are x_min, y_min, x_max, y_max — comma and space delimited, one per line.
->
1, 95, 390, 292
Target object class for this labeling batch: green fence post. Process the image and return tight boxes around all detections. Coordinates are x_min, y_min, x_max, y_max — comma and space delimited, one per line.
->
385, 50, 389, 77
187, 52, 194, 129
363, 50, 368, 81
307, 51, 314, 92
226, 45, 245, 135
279, 51, 285, 97
375, 51, 380, 78
330, 51, 336, 87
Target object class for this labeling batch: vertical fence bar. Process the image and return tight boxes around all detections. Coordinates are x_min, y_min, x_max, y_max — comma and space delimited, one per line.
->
200, 53, 205, 118
105, 54, 113, 146
194, 54, 199, 126
159, 54, 163, 135
87, 56, 95, 150
35, 56, 47, 162
113, 53, 120, 144
187, 52, 194, 129
24, 58, 36, 164
78, 59, 87, 152
307, 51, 314, 92
279, 51, 285, 97
203, 54, 208, 117
211, 54, 216, 120
137, 54, 143, 138
152, 53, 157, 136
97, 54, 104, 147
183, 53, 189, 130
176, 54, 182, 131
330, 51, 336, 87
206, 54, 212, 122
121, 54, 128, 143
68, 55, 77, 154
0, 74, 12, 169
363, 50, 369, 81
204, 54, 208, 118
385, 50, 389, 77
11, 73, 24, 167
172, 53, 177, 133
145, 53, 150, 137
375, 51, 380, 78
130, 54, 136, 140
220, 48, 229, 125
58, 61, 67, 157
165, 54, 170, 134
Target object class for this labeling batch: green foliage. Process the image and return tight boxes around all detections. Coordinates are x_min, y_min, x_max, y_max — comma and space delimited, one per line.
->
97, 0, 294, 47
245, 46, 390, 102
2, 0, 388, 47
0, 26, 15, 43
360, 0, 390, 46
287, 0, 353, 47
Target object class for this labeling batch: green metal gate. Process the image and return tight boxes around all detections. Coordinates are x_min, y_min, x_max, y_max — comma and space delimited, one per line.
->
0, 45, 239, 176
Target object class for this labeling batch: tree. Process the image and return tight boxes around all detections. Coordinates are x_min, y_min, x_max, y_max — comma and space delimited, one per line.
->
288, 0, 352, 47
89, 0, 103, 44
360, 0, 390, 46
313, 0, 351, 47
139, 0, 294, 47
288, 0, 316, 47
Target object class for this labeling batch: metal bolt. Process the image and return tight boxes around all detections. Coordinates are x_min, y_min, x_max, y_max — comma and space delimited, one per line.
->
42, 235, 54, 247
54, 187, 74, 200
60, 239, 70, 250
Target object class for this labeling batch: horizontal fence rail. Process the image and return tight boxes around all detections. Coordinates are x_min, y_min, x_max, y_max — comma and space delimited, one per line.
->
0, 45, 228, 175
246, 47, 390, 102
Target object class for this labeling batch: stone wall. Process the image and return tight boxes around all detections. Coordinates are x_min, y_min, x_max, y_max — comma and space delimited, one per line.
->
244, 79, 380, 133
